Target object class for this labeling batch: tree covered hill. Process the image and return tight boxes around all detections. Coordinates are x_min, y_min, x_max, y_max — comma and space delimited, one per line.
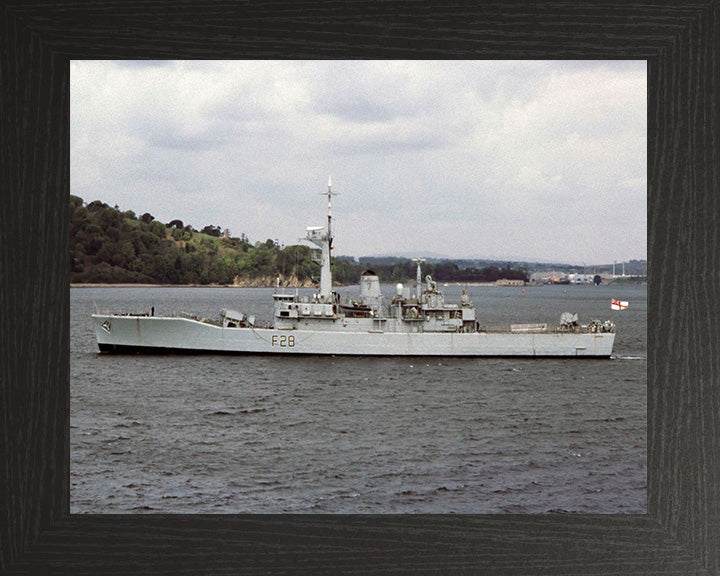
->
69, 196, 528, 285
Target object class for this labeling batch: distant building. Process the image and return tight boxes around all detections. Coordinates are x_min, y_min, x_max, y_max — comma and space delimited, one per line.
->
495, 278, 525, 286
529, 271, 569, 284
568, 274, 595, 284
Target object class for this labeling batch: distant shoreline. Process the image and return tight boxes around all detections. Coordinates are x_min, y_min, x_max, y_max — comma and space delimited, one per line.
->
70, 282, 341, 288
71, 280, 646, 289
71, 283, 296, 288
71, 281, 511, 289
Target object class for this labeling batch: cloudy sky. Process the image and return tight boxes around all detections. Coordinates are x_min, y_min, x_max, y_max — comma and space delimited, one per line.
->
71, 60, 646, 264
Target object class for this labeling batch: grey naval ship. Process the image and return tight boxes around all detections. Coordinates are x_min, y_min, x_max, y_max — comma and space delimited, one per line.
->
93, 179, 616, 357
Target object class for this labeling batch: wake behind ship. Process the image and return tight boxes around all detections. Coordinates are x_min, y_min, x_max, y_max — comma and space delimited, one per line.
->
92, 178, 616, 357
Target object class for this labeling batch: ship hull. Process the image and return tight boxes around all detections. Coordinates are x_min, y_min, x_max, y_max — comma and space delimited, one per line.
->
92, 314, 615, 357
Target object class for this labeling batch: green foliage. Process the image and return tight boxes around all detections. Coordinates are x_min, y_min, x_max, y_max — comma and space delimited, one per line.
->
200, 224, 222, 237
69, 196, 530, 285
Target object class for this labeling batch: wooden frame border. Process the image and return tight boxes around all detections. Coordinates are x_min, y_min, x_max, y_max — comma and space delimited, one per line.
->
2, 2, 717, 573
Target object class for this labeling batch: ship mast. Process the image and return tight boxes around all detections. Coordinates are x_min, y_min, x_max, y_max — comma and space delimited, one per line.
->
320, 176, 336, 299
307, 176, 338, 301
412, 258, 426, 300
325, 175, 334, 246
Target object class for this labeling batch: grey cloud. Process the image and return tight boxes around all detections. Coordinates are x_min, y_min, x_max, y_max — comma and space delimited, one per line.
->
327, 128, 449, 155
71, 60, 646, 263
139, 126, 226, 151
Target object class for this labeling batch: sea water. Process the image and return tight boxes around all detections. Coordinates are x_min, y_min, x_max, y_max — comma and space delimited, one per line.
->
71, 283, 646, 513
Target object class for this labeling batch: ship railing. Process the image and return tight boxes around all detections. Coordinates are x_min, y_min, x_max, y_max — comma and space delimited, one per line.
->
107, 311, 151, 317
477, 325, 512, 333
510, 323, 548, 333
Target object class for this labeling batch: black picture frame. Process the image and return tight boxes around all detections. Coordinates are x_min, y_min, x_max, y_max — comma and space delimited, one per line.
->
2, 2, 717, 574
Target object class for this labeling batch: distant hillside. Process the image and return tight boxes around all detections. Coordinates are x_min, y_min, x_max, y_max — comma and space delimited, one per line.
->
69, 196, 531, 285
70, 196, 328, 285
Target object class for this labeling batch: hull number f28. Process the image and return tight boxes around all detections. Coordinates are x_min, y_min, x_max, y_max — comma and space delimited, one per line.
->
271, 334, 295, 348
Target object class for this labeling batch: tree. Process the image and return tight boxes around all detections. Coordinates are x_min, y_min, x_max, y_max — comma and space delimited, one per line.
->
140, 231, 159, 250
149, 220, 167, 239
86, 200, 107, 212
140, 212, 155, 223
70, 195, 84, 210
433, 261, 459, 281
120, 242, 137, 266
95, 242, 118, 265
200, 225, 221, 237
84, 236, 102, 256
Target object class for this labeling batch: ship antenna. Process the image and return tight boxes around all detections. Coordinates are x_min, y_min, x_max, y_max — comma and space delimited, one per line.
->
412, 258, 426, 300
314, 175, 339, 301
324, 174, 339, 244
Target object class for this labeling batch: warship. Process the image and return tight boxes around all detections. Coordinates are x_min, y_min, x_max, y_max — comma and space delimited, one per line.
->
92, 179, 616, 357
